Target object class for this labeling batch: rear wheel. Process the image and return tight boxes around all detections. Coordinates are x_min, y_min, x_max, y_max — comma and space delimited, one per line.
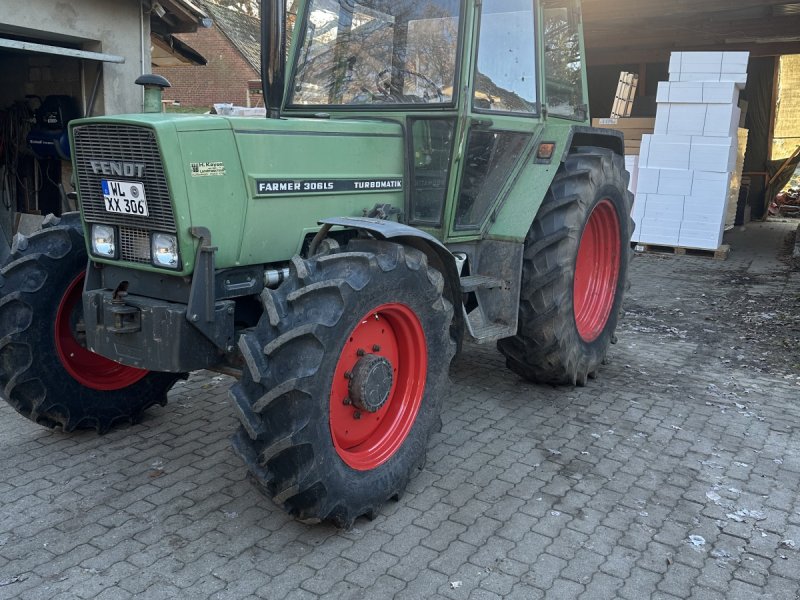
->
0, 213, 183, 432
498, 147, 633, 385
230, 240, 455, 527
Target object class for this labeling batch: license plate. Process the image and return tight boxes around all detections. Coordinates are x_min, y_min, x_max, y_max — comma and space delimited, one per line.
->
101, 180, 149, 217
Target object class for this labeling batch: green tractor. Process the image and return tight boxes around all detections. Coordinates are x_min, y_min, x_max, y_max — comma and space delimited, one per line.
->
0, 0, 632, 526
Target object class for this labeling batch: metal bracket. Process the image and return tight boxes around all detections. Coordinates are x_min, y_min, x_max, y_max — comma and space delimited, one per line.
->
187, 227, 235, 352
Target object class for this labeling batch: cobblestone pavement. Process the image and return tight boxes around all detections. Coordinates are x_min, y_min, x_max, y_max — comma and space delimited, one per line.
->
1, 222, 799, 600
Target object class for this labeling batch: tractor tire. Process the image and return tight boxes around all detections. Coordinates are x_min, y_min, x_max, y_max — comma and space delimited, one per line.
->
0, 213, 183, 433
498, 146, 633, 385
230, 240, 456, 527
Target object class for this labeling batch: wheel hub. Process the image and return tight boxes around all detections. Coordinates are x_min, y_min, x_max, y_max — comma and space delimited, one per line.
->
349, 354, 394, 413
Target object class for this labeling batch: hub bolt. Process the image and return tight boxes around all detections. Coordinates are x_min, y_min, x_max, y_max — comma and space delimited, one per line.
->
372, 344, 381, 352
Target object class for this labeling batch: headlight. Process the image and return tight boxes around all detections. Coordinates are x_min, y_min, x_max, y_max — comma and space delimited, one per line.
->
151, 233, 180, 269
91, 224, 116, 258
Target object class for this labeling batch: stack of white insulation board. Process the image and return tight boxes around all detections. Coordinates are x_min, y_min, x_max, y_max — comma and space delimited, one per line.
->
632, 52, 749, 250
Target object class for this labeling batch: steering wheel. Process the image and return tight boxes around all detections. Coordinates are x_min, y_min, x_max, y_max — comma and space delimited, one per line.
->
375, 67, 444, 103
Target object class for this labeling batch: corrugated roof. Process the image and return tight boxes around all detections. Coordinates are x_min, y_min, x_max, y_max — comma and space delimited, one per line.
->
200, 1, 261, 73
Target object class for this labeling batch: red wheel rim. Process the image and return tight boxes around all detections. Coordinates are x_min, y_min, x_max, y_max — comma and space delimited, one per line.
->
329, 303, 427, 471
55, 273, 149, 391
573, 199, 621, 343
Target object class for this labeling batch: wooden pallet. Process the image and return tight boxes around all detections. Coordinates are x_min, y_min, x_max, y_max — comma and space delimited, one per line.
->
632, 243, 731, 261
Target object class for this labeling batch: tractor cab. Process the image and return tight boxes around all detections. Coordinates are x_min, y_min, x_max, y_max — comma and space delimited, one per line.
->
279, 0, 589, 241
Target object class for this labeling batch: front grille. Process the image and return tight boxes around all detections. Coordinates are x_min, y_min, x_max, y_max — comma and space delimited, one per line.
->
119, 227, 151, 264
73, 124, 177, 263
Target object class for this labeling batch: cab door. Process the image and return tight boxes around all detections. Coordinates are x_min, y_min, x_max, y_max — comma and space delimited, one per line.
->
447, 0, 543, 240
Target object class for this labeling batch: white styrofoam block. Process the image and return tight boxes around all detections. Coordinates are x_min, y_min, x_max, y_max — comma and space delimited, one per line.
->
678, 222, 725, 250
682, 52, 724, 64
690, 171, 732, 199
639, 135, 652, 165
642, 194, 684, 220
639, 220, 682, 246
689, 136, 737, 173
672, 72, 722, 83
657, 81, 669, 104
670, 82, 705, 103
625, 155, 639, 195
655, 104, 670, 135
721, 52, 749, 73
658, 169, 694, 196
680, 52, 723, 73
682, 195, 728, 223
719, 73, 748, 88
632, 194, 647, 220
704, 105, 741, 137
636, 167, 660, 194
702, 82, 739, 104
669, 52, 682, 75
647, 137, 692, 170
630, 195, 646, 243
667, 104, 708, 136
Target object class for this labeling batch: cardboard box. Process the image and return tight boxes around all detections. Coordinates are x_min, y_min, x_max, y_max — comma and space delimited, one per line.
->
591, 118, 656, 156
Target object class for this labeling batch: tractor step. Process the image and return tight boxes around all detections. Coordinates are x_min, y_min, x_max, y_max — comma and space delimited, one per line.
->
466, 321, 513, 341
464, 305, 515, 344
460, 275, 505, 293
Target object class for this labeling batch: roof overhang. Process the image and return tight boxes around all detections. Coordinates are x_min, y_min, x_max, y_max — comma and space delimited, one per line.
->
153, 0, 212, 34
151, 34, 207, 67
583, 1, 800, 66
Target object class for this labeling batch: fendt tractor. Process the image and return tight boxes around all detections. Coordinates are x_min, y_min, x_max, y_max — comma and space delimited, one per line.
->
0, 0, 632, 526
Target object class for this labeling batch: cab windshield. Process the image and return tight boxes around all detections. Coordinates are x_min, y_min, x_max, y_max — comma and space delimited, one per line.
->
289, 0, 461, 107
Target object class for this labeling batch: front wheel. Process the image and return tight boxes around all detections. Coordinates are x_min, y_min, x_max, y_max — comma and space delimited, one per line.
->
0, 214, 183, 432
230, 240, 455, 527
498, 147, 633, 385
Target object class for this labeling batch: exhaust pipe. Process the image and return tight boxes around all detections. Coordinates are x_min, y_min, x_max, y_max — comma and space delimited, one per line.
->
261, 0, 286, 119
135, 74, 171, 113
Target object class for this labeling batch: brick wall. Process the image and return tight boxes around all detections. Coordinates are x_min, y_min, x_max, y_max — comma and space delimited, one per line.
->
155, 27, 261, 109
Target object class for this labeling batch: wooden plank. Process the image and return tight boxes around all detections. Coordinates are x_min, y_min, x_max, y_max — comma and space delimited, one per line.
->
611, 72, 639, 118
632, 243, 731, 261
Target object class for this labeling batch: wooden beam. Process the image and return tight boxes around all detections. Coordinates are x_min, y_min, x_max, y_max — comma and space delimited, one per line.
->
587, 41, 800, 67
